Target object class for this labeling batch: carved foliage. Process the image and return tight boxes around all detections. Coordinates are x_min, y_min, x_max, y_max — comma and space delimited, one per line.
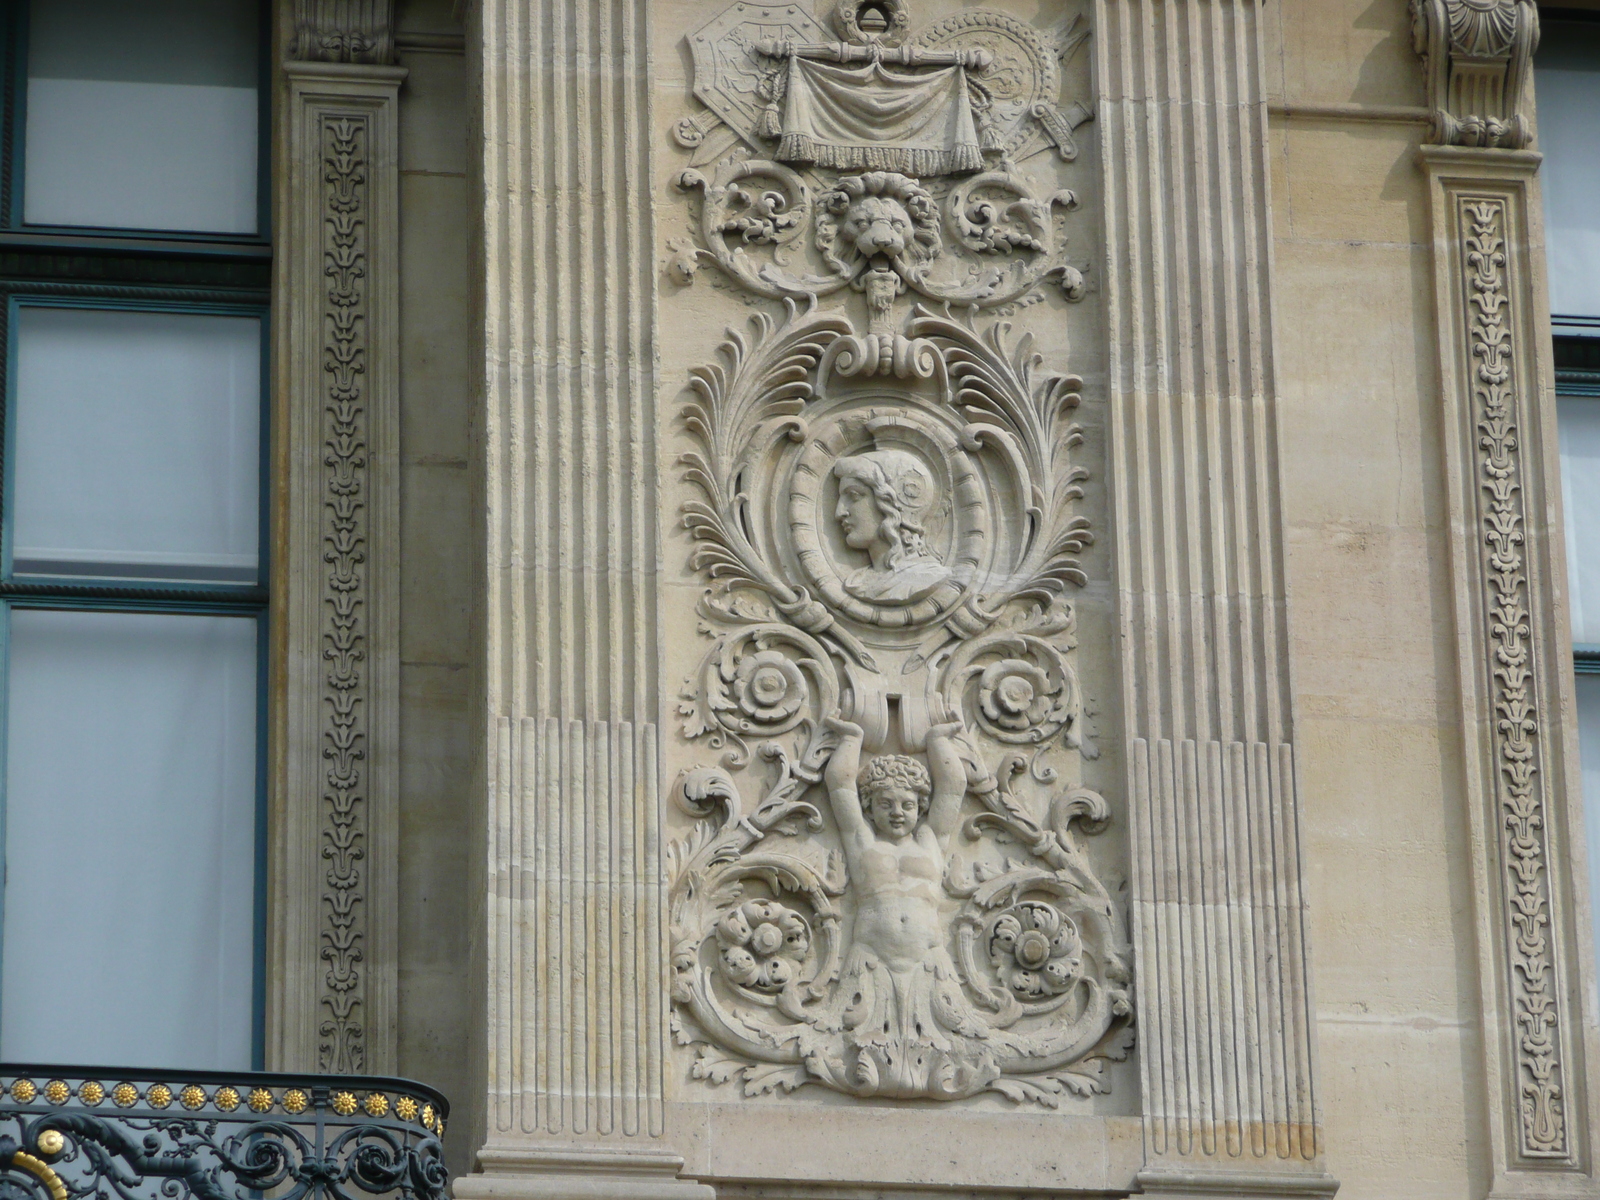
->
1463, 198, 1567, 1157
1411, 0, 1538, 148
318, 114, 372, 1074
668, 304, 1129, 1106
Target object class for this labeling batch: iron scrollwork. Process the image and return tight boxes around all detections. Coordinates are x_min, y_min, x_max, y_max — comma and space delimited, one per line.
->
0, 1067, 447, 1200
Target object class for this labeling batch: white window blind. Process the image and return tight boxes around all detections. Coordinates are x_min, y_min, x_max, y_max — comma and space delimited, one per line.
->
1537, 23, 1600, 320
22, 0, 259, 234
11, 306, 262, 585
0, 609, 258, 1069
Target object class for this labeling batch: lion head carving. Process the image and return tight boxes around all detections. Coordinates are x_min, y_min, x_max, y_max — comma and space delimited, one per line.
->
816, 173, 943, 282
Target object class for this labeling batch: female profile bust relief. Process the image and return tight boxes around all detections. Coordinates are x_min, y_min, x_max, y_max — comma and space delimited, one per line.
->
831, 448, 951, 603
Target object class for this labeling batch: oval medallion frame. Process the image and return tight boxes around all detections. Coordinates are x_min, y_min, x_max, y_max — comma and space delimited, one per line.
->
787, 407, 987, 630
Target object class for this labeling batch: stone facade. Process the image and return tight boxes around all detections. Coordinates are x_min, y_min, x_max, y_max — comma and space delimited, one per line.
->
264, 1, 1600, 1198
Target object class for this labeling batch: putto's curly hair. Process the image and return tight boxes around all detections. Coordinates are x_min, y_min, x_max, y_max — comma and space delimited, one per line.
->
857, 754, 932, 820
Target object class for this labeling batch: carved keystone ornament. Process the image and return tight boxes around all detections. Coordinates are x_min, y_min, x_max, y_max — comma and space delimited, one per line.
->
666, 0, 1130, 1107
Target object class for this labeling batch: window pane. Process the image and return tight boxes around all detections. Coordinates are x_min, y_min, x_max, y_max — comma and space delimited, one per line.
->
0, 609, 258, 1069
1574, 676, 1600, 999
12, 306, 262, 585
1537, 23, 1600, 319
23, 0, 259, 234
1559, 397, 1600, 644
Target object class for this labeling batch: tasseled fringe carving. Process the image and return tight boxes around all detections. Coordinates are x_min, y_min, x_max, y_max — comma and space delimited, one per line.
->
773, 134, 986, 176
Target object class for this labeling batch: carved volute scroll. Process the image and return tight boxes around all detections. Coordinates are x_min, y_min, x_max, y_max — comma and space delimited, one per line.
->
665, 0, 1129, 1107
294, 0, 396, 65
1410, 0, 1538, 148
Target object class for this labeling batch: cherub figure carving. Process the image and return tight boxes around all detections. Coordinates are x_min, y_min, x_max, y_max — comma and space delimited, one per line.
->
801, 713, 1007, 1098
832, 448, 950, 602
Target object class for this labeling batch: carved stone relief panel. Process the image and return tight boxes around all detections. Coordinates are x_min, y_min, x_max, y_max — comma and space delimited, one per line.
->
274, 56, 404, 1077
1419, 147, 1600, 1197
660, 0, 1129, 1111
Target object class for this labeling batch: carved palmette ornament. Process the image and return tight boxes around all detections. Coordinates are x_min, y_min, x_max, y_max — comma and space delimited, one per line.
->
667, 1, 1124, 1108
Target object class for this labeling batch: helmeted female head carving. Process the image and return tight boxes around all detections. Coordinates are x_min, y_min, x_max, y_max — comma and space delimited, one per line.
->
832, 448, 951, 602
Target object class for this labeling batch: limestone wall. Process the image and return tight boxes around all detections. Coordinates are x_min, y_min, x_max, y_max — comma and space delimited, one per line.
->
266, 1, 1600, 1197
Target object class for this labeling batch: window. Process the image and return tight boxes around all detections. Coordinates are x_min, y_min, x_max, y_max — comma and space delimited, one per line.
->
1542, 16, 1600, 987
0, 0, 268, 1069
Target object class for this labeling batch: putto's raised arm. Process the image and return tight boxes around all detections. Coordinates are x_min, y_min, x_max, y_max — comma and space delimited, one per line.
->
923, 721, 968, 842
823, 715, 870, 842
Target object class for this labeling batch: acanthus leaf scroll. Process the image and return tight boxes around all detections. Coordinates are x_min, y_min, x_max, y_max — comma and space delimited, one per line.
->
667, 0, 1128, 1108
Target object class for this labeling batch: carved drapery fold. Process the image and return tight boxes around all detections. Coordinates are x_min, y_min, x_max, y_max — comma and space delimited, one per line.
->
1410, 0, 1538, 149
1419, 147, 1600, 1196
294, 0, 396, 65
272, 61, 405, 1076
1096, 0, 1332, 1192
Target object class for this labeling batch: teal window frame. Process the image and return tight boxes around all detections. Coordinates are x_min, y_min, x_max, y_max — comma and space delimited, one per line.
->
0, 0, 271, 253
1543, 11, 1600, 674
0, 0, 272, 1069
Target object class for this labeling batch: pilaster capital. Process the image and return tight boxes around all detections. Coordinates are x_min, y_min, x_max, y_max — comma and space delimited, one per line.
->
292, 0, 395, 65
1410, 0, 1539, 148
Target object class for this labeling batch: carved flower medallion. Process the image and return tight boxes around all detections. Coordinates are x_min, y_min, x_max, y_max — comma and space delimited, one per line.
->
715, 898, 813, 993
978, 659, 1053, 733
734, 651, 808, 725
989, 902, 1083, 1000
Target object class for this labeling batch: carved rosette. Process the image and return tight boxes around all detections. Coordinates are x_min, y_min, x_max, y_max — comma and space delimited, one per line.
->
1462, 197, 1568, 1158
318, 113, 372, 1074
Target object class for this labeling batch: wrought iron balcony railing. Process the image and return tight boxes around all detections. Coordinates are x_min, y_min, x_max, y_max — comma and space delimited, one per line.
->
0, 1066, 448, 1200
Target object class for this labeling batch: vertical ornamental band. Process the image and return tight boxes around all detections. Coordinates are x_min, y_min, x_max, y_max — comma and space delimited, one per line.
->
1411, 3, 1600, 1192
1094, 0, 1330, 1190
1421, 147, 1600, 1192
273, 61, 405, 1076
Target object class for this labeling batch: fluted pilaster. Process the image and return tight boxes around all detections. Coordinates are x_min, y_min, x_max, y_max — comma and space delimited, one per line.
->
461, 1, 711, 1196
1095, 1, 1332, 1191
